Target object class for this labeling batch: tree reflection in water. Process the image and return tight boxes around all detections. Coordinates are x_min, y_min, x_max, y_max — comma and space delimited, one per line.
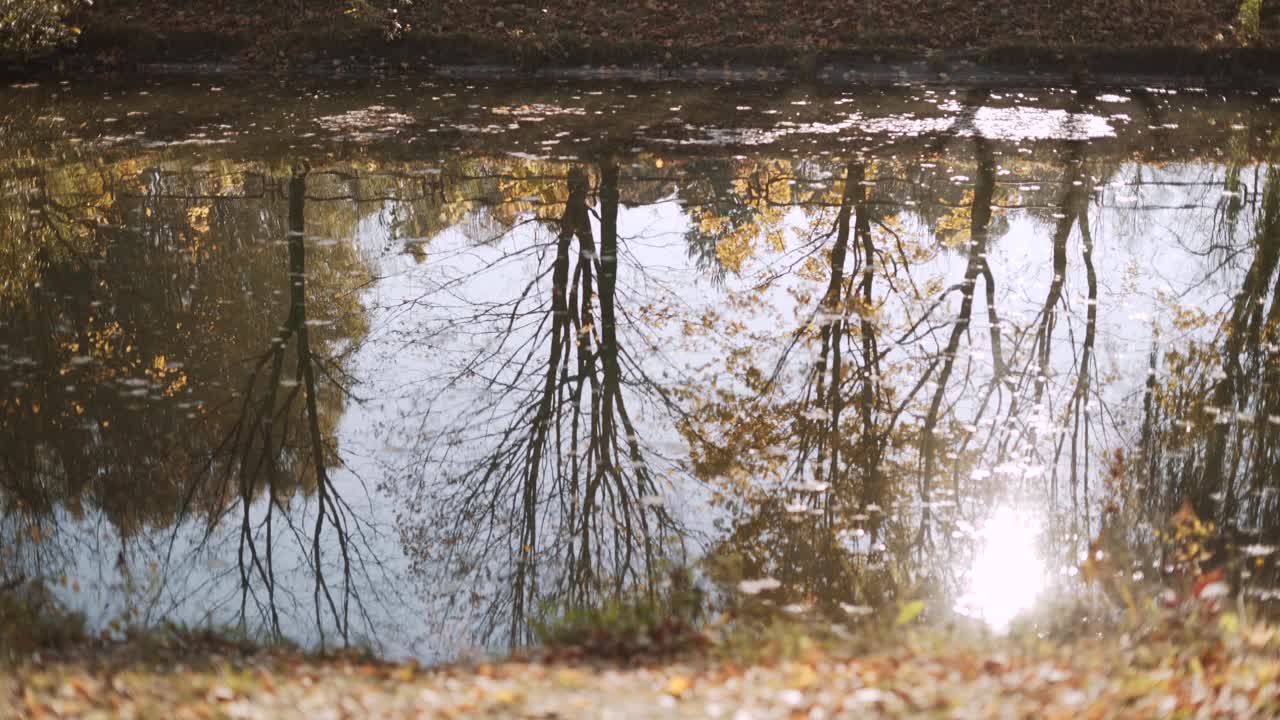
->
2, 83, 1280, 658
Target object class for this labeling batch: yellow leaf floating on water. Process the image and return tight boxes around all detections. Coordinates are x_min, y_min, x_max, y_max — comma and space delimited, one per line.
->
187, 205, 212, 235
895, 600, 924, 626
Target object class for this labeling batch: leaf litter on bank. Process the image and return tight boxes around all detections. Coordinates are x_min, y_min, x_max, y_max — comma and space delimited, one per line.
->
10, 604, 1280, 719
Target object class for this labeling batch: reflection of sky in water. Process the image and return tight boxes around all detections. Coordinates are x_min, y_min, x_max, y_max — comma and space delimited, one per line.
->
15, 157, 1264, 658
3, 82, 1279, 661
13, 159, 1265, 657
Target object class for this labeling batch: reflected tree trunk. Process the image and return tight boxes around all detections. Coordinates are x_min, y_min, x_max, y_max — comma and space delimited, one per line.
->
920, 136, 997, 512
410, 163, 679, 647
209, 165, 361, 650
1199, 168, 1280, 522
854, 165, 884, 520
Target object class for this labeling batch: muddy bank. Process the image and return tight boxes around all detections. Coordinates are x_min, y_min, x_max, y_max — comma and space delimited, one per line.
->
24, 26, 1280, 89
8, 0, 1280, 87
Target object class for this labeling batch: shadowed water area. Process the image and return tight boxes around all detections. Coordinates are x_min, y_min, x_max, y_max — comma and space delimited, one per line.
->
4, 77, 1280, 663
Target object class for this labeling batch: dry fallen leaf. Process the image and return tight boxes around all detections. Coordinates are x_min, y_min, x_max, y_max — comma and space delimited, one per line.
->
665, 675, 691, 696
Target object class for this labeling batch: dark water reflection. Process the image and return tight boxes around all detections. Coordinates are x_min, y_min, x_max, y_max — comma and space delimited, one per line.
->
3, 78, 1280, 661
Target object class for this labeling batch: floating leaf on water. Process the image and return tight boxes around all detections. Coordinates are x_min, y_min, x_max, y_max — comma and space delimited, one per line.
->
840, 603, 874, 616
738, 577, 782, 595
800, 408, 830, 421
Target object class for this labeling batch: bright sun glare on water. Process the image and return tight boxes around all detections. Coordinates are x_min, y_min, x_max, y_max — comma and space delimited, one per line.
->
956, 506, 1046, 631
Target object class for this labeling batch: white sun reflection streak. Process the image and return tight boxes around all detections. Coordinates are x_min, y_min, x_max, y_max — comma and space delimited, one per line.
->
955, 506, 1047, 631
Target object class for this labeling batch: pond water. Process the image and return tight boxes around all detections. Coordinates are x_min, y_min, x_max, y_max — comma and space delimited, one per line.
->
3, 76, 1280, 662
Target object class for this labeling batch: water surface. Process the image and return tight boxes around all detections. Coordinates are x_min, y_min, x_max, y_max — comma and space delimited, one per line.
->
3, 77, 1280, 661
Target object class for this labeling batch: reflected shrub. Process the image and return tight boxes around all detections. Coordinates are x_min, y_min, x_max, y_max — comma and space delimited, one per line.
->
1238, 0, 1262, 43
0, 0, 85, 62
0, 579, 86, 660
531, 568, 707, 658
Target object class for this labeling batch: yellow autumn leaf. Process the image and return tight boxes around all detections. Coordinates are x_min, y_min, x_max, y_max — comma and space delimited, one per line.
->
1219, 612, 1239, 635
785, 664, 819, 689
895, 600, 924, 626
187, 205, 212, 234
665, 675, 691, 696
492, 688, 520, 705
555, 668, 587, 688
